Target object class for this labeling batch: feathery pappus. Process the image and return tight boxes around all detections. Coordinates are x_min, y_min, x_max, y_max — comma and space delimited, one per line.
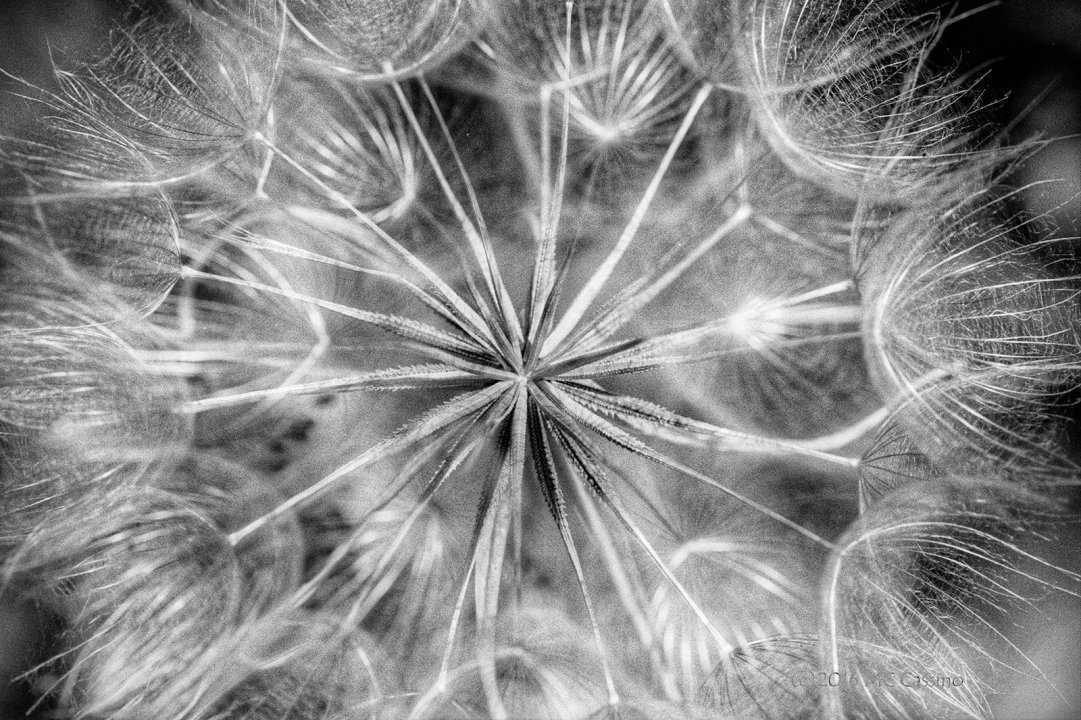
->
1, 1, 1079, 718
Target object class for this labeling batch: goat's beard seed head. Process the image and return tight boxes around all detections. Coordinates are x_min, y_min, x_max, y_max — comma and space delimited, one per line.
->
1, 1, 1078, 719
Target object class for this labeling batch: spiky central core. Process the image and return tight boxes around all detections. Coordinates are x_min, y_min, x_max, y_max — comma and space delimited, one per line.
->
175, 60, 876, 698
192, 67, 871, 684
158, 6, 887, 715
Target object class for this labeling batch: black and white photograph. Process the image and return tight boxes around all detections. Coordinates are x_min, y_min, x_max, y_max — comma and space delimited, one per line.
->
1, 1, 1079, 719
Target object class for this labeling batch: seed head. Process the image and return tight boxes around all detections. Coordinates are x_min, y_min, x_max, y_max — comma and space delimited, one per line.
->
1, 1, 1078, 719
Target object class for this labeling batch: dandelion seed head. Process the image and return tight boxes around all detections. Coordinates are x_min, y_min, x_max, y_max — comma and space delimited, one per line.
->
1, 1, 1078, 719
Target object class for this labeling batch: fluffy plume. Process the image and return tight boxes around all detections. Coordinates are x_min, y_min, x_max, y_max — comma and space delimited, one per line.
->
729, 0, 1007, 202
817, 483, 1080, 719
859, 188, 1081, 484
1, 193, 181, 312
1, 6, 275, 191
6, 491, 242, 719
179, 0, 479, 81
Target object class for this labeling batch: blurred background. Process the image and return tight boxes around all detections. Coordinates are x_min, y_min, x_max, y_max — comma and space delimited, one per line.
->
1, 1, 1078, 718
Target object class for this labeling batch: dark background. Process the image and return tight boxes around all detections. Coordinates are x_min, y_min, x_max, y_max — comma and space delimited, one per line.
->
1, 1, 1078, 718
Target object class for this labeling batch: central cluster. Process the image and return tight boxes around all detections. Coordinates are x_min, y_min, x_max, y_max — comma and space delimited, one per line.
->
188, 32, 866, 713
